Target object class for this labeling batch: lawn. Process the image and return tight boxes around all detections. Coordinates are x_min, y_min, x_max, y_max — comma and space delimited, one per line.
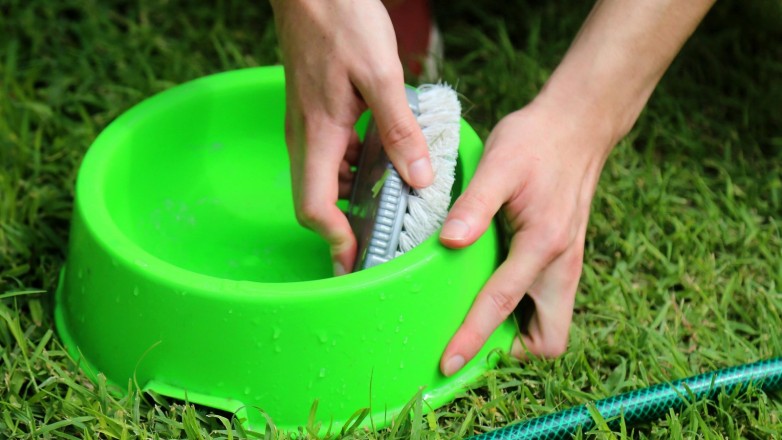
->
1, 0, 782, 438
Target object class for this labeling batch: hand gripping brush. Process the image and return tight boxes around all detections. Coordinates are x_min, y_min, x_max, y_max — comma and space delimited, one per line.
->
348, 85, 461, 271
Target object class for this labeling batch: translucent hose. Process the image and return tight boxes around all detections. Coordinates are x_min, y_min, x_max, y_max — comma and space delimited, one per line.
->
470, 358, 782, 440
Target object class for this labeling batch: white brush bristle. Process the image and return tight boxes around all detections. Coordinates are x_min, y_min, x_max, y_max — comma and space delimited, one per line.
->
397, 84, 461, 254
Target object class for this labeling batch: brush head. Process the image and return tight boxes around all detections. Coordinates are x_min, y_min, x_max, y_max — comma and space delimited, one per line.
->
348, 85, 461, 271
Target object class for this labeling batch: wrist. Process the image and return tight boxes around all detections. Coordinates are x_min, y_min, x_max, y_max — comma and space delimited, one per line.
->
535, 54, 655, 150
533, 0, 714, 148
530, 73, 627, 162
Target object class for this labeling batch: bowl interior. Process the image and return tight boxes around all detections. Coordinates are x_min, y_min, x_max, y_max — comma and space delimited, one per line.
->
102, 79, 337, 282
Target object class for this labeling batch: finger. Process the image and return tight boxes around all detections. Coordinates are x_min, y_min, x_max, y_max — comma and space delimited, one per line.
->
338, 160, 355, 199
284, 112, 304, 181
309, 203, 357, 275
510, 257, 581, 359
339, 130, 361, 199
345, 129, 361, 165
338, 181, 354, 200
511, 225, 585, 359
353, 66, 433, 189
338, 160, 354, 181
295, 120, 358, 275
440, 233, 546, 376
439, 156, 514, 248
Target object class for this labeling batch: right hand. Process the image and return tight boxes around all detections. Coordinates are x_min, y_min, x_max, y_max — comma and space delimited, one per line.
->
271, 0, 434, 275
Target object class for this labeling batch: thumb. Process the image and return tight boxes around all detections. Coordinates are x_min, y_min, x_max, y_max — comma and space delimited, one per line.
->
440, 161, 510, 248
355, 69, 433, 189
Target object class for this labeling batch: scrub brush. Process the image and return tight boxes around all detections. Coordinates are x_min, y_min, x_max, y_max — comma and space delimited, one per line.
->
348, 85, 461, 271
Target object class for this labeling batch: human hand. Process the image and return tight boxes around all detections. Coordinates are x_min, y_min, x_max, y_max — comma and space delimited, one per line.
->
438, 96, 617, 376
270, 0, 433, 275
436, 0, 715, 377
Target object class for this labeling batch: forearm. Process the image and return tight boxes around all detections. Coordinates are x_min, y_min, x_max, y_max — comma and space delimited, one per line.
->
538, 0, 715, 145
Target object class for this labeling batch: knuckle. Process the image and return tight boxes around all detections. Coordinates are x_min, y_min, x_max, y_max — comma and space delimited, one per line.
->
382, 116, 418, 150
562, 247, 585, 277
373, 63, 404, 88
534, 223, 574, 260
295, 197, 323, 228
487, 288, 518, 318
353, 63, 403, 97
526, 318, 570, 358
456, 191, 493, 217
539, 338, 568, 358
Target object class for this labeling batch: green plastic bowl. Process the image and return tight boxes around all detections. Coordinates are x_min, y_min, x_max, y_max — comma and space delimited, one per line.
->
54, 66, 516, 432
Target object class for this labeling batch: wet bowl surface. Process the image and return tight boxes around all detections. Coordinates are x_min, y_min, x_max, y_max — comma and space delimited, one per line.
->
54, 66, 516, 431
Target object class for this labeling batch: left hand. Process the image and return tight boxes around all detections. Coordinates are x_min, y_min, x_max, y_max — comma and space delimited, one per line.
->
436, 0, 716, 377
438, 95, 615, 376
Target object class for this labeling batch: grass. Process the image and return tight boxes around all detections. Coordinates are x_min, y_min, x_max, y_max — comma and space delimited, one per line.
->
2, 0, 782, 438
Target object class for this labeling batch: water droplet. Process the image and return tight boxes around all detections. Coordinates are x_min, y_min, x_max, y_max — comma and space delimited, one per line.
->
274, 345, 282, 353
111, 259, 119, 268
318, 333, 328, 344
133, 287, 140, 297
399, 361, 405, 369
398, 314, 405, 322
180, 291, 187, 297
411, 283, 422, 293
331, 340, 337, 347
77, 269, 84, 279
252, 318, 262, 326
403, 336, 409, 345
244, 387, 251, 395
379, 292, 386, 301
115, 296, 120, 303
256, 341, 263, 348
228, 309, 234, 314
319, 368, 327, 378
272, 327, 281, 339
394, 326, 401, 333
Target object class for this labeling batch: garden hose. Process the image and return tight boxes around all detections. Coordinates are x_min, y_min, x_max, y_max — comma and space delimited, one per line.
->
470, 357, 782, 440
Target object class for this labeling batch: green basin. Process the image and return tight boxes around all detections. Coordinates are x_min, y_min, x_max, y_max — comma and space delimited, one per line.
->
54, 66, 516, 432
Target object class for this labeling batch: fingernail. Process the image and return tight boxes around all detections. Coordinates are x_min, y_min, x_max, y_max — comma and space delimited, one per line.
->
443, 355, 465, 376
409, 157, 434, 188
333, 261, 347, 277
440, 219, 470, 241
